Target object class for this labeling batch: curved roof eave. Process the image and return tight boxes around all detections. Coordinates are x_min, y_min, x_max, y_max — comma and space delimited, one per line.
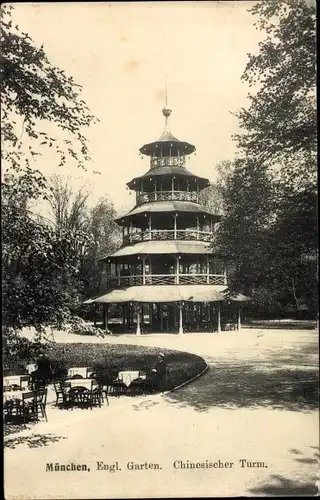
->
127, 166, 210, 189
115, 200, 221, 223
100, 240, 213, 260
139, 139, 195, 156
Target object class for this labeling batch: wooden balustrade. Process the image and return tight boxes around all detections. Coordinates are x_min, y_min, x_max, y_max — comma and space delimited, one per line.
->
150, 156, 186, 168
123, 229, 214, 245
107, 273, 226, 289
136, 190, 200, 205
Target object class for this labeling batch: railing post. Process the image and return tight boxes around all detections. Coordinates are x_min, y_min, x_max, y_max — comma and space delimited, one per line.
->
154, 180, 157, 201
175, 256, 180, 284
142, 255, 146, 285
148, 216, 152, 239
174, 214, 177, 239
206, 255, 210, 284
196, 217, 199, 240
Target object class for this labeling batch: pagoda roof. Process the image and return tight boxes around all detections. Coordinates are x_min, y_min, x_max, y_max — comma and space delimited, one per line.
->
116, 200, 220, 223
127, 165, 210, 189
139, 103, 196, 156
86, 285, 226, 304
102, 240, 213, 260
139, 137, 195, 157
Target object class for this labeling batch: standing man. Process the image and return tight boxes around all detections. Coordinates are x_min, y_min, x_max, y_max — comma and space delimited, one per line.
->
150, 353, 166, 392
32, 353, 53, 389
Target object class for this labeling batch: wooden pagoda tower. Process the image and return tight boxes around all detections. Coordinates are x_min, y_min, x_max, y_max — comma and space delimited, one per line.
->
86, 100, 231, 334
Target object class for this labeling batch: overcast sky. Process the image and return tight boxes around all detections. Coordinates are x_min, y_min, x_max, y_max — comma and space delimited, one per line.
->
11, 1, 264, 216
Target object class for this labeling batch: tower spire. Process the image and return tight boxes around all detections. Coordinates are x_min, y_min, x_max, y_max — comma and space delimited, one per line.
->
162, 76, 172, 130
165, 76, 168, 106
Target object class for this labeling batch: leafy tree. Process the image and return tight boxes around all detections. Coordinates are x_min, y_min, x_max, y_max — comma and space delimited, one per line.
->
1, 5, 97, 173
48, 174, 90, 233
215, 0, 317, 319
1, 5, 98, 362
200, 161, 233, 215
215, 159, 276, 296
80, 196, 122, 300
234, 0, 316, 189
269, 185, 318, 316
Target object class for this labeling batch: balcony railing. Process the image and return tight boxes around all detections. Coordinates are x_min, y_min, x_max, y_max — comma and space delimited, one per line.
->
150, 156, 186, 168
123, 229, 214, 245
107, 274, 227, 289
137, 190, 200, 205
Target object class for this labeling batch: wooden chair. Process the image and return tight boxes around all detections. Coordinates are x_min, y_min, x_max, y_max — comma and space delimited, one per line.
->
17, 389, 48, 422
223, 322, 237, 331
20, 391, 36, 423
33, 389, 48, 422
91, 381, 103, 408
20, 375, 30, 390
9, 384, 21, 391
110, 379, 128, 397
128, 371, 149, 396
53, 381, 69, 406
93, 373, 112, 405
68, 381, 102, 410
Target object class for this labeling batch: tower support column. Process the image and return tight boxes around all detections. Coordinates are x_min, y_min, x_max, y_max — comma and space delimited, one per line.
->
104, 304, 109, 332
122, 304, 126, 325
217, 301, 221, 333
178, 302, 183, 335
149, 303, 153, 331
136, 303, 141, 335
160, 304, 163, 331
237, 306, 241, 331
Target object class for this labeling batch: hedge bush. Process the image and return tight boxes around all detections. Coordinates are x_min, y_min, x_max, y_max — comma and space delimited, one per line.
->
46, 343, 207, 392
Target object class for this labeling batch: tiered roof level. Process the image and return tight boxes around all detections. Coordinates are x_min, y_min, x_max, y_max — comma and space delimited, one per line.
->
102, 103, 227, 293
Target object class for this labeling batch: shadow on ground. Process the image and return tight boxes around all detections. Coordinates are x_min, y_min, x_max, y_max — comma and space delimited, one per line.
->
166, 333, 319, 412
4, 432, 67, 450
248, 447, 319, 496
165, 358, 318, 412
249, 474, 318, 496
246, 321, 317, 330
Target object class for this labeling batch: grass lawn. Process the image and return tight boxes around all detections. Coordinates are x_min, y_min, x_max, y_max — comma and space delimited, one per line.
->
43, 343, 207, 392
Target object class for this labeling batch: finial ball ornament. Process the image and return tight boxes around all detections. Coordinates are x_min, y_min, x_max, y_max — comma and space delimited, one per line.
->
162, 105, 172, 118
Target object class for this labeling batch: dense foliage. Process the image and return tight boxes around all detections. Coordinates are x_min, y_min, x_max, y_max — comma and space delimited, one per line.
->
1, 5, 97, 172
234, 0, 316, 190
4, 343, 207, 394
1, 5, 100, 367
214, 0, 317, 319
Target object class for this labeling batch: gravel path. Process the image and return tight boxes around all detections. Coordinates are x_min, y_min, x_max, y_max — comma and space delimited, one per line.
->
4, 327, 319, 498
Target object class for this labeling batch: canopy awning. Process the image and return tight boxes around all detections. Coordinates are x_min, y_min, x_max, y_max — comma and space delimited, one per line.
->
86, 285, 226, 304
103, 240, 212, 259
223, 291, 252, 302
